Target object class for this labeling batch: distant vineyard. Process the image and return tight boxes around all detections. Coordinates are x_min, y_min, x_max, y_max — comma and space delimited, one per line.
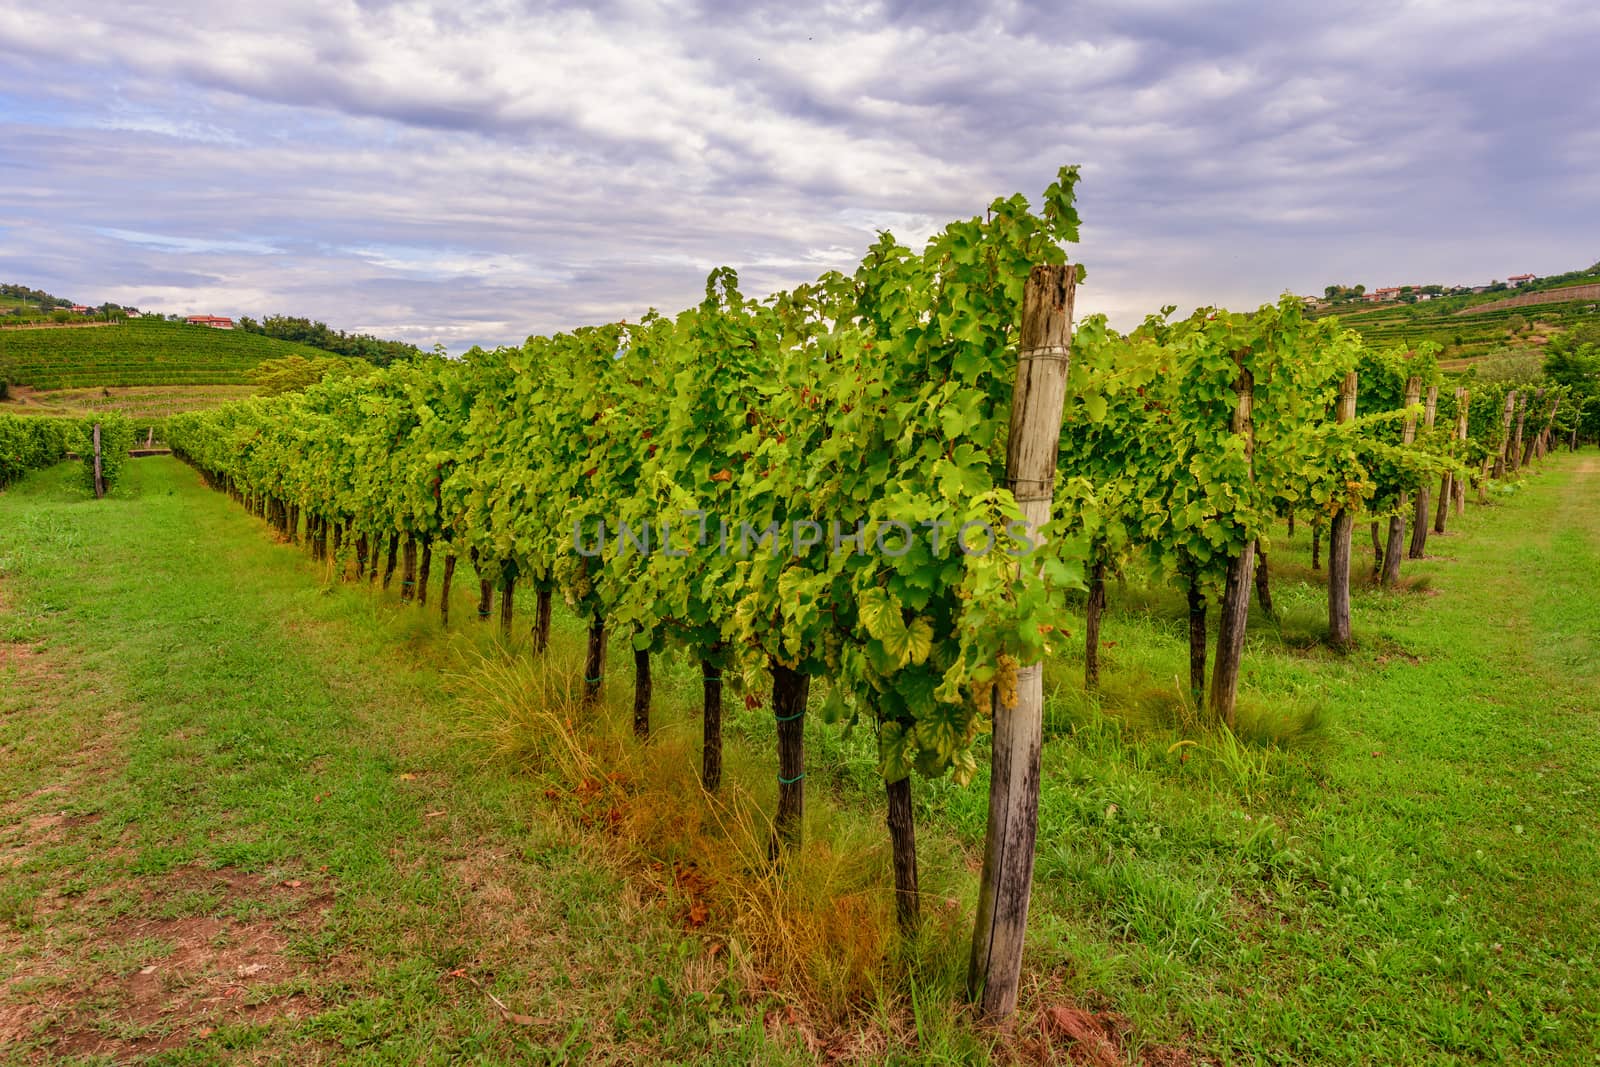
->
1325, 295, 1599, 361
0, 318, 327, 389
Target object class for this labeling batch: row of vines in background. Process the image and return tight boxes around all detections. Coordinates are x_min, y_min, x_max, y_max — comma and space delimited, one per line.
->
0, 412, 134, 493
161, 166, 1577, 1021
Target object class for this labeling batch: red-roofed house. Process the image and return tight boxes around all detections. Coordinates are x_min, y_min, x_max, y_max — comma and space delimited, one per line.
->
69, 305, 91, 313
1508, 273, 1537, 287
1363, 286, 1404, 303
186, 315, 235, 329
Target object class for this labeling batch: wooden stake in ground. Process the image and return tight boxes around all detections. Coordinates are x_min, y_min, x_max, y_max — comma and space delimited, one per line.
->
771, 661, 809, 850
1186, 571, 1206, 703
1209, 356, 1256, 727
886, 773, 919, 934
632, 642, 651, 738
1328, 371, 1358, 650
1454, 390, 1470, 515
1410, 384, 1437, 558
969, 262, 1075, 1022
700, 655, 723, 791
91, 423, 104, 498
1381, 376, 1421, 587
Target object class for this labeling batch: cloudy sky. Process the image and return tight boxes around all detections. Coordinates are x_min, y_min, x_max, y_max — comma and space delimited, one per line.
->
2, 0, 1596, 351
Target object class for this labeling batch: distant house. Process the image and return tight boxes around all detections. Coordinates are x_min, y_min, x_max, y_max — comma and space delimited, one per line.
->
1363, 286, 1404, 303
186, 315, 235, 330
69, 305, 91, 313
125, 310, 143, 319
1508, 273, 1537, 287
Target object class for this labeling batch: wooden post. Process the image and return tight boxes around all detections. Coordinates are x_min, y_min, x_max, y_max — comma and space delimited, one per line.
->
701, 655, 723, 791
1455, 391, 1471, 515
632, 643, 651, 738
1409, 384, 1437, 558
771, 661, 809, 850
1381, 376, 1420, 587
1186, 574, 1207, 704
91, 423, 105, 498
1328, 372, 1358, 650
886, 773, 920, 934
1208, 357, 1255, 727
417, 541, 432, 606
969, 262, 1074, 1022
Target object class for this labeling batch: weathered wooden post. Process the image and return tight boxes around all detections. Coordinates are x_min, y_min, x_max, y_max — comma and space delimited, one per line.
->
1209, 355, 1255, 726
91, 423, 105, 498
1328, 372, 1358, 650
1455, 391, 1471, 515
700, 654, 724, 791
969, 263, 1075, 1021
771, 661, 809, 849
1409, 384, 1437, 558
1381, 376, 1420, 587
632, 642, 652, 738
886, 770, 920, 934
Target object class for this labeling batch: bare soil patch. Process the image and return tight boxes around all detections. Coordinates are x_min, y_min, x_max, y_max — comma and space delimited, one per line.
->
2, 864, 339, 1062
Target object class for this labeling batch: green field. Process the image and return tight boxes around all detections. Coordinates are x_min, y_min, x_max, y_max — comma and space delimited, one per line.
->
2, 454, 1596, 1063
1326, 296, 1600, 363
0, 319, 325, 390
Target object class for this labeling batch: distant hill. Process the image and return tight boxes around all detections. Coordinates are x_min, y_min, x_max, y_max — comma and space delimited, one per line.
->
0, 317, 328, 390
1313, 265, 1600, 362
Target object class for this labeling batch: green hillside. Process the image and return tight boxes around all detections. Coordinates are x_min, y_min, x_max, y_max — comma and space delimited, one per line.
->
0, 318, 327, 390
1321, 291, 1600, 362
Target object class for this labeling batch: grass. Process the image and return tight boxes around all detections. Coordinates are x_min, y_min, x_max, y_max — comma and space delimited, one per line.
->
0, 318, 325, 390
2, 454, 1598, 1063
0, 384, 258, 423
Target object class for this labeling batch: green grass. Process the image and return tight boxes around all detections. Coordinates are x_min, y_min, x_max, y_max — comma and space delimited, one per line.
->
0, 384, 257, 423
0, 319, 325, 390
2, 455, 1598, 1063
